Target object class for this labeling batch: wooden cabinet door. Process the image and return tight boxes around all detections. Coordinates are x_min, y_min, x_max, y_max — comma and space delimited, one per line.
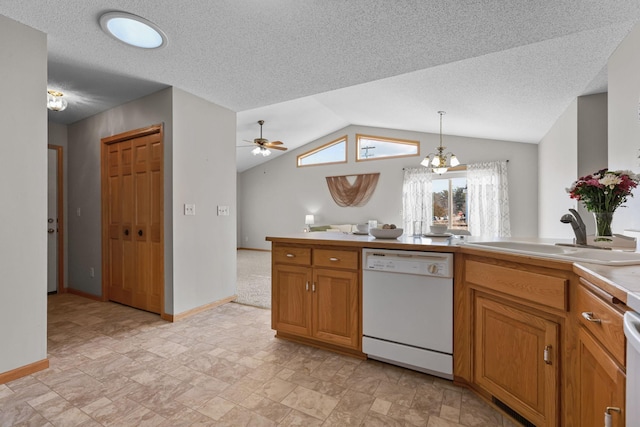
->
103, 125, 164, 314
106, 140, 134, 307
474, 295, 559, 427
577, 328, 625, 427
272, 264, 312, 336
312, 268, 360, 350
130, 132, 163, 313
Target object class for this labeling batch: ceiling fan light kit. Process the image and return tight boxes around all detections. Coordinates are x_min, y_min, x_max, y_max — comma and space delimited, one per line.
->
245, 120, 288, 156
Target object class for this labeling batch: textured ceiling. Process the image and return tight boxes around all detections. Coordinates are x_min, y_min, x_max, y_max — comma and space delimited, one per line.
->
1, 1, 639, 171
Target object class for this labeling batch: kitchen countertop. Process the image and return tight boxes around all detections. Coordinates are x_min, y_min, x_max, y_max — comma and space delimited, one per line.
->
266, 232, 640, 312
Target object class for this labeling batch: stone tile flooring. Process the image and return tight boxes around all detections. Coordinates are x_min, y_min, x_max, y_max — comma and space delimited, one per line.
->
0, 294, 519, 426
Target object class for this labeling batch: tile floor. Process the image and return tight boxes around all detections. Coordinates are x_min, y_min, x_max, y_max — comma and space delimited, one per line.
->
0, 294, 518, 426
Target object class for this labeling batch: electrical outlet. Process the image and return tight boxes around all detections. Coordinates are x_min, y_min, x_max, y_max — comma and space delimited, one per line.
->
89, 267, 95, 278
217, 205, 230, 216
184, 204, 196, 216
77, 208, 81, 217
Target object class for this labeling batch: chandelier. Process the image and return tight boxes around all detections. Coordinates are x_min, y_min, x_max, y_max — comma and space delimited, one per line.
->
420, 111, 459, 174
47, 90, 68, 112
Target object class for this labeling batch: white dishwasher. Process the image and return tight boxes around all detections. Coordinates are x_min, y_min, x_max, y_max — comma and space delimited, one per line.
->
362, 248, 453, 379
624, 311, 640, 425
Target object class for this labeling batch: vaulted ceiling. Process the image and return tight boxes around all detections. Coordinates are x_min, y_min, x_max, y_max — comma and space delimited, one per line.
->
2, 1, 639, 171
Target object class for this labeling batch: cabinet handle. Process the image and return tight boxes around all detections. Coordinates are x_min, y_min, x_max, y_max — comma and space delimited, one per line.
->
329, 257, 339, 262
581, 312, 601, 323
305, 281, 309, 291
543, 345, 552, 365
312, 282, 316, 292
605, 407, 621, 427
286, 253, 295, 258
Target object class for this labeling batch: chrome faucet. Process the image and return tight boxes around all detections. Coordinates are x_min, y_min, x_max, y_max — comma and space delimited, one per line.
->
560, 208, 587, 245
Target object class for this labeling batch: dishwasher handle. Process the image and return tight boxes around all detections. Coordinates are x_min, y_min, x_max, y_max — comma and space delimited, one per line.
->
625, 311, 640, 353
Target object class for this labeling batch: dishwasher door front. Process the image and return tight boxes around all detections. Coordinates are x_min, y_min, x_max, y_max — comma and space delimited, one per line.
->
624, 311, 640, 425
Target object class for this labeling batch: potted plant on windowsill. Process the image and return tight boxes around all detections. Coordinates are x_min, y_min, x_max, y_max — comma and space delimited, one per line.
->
567, 168, 639, 242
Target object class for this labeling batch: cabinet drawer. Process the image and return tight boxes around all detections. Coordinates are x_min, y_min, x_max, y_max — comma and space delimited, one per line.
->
273, 246, 311, 265
313, 249, 359, 270
576, 284, 625, 365
465, 260, 567, 311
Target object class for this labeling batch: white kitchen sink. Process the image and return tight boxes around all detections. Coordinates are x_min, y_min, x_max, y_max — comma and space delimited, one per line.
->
463, 241, 640, 266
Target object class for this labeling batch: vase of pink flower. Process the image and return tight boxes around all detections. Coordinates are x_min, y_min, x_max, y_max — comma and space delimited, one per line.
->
567, 168, 639, 241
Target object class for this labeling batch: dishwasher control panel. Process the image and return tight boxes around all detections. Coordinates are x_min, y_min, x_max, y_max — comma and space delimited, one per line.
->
363, 249, 453, 278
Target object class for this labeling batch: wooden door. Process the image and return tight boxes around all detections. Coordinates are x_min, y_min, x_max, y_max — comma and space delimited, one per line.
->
272, 264, 312, 336
577, 328, 625, 427
474, 295, 559, 427
102, 125, 163, 314
312, 268, 359, 349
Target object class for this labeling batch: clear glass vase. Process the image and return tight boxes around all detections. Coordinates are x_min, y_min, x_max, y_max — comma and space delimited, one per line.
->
593, 211, 614, 242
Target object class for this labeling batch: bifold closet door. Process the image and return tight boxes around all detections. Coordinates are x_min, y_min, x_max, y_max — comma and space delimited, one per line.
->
104, 127, 163, 314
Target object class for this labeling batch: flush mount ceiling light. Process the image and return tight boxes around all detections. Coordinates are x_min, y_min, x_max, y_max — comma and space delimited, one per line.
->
99, 11, 167, 49
47, 90, 68, 112
420, 111, 460, 174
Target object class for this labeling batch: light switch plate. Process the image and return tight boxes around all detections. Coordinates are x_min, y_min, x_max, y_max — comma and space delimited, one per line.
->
217, 205, 230, 216
184, 204, 196, 216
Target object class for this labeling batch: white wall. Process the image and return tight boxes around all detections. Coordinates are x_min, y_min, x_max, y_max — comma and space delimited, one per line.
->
576, 93, 609, 233
0, 16, 48, 373
608, 22, 640, 233
239, 125, 538, 250
171, 88, 237, 314
67, 89, 174, 307
48, 122, 69, 289
538, 94, 609, 238
538, 99, 578, 238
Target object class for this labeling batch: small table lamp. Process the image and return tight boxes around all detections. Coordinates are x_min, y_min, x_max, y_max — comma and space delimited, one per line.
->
305, 214, 315, 232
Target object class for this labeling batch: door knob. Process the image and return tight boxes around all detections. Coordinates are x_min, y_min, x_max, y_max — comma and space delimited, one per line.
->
124, 229, 129, 236
138, 230, 143, 236
48, 218, 54, 223
48, 228, 55, 234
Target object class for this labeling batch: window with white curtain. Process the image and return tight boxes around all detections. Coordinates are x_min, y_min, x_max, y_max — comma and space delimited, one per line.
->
467, 161, 511, 237
402, 168, 433, 234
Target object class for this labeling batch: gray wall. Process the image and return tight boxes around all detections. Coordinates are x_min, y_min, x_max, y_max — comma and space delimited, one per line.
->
538, 93, 608, 238
67, 89, 174, 306
239, 125, 538, 250
608, 22, 640, 232
171, 88, 237, 314
67, 87, 237, 316
0, 16, 48, 373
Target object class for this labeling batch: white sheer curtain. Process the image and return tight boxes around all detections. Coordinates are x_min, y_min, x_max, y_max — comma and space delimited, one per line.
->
467, 161, 511, 237
402, 167, 433, 234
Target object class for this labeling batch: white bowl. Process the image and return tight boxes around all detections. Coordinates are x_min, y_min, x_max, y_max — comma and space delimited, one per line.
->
356, 223, 369, 233
430, 225, 447, 234
370, 227, 403, 239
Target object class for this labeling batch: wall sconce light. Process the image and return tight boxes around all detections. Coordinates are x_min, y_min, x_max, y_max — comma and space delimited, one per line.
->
47, 90, 68, 112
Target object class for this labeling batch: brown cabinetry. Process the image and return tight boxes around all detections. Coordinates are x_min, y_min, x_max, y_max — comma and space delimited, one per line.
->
272, 243, 361, 355
575, 280, 626, 427
474, 295, 559, 426
459, 255, 569, 427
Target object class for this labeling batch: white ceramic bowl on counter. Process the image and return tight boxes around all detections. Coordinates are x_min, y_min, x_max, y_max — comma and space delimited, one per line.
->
369, 227, 403, 239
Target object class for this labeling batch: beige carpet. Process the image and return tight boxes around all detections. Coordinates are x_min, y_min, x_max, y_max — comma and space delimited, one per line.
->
236, 249, 272, 309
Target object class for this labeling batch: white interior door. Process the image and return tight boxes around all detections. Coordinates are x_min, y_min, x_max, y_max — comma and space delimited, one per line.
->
47, 148, 58, 293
